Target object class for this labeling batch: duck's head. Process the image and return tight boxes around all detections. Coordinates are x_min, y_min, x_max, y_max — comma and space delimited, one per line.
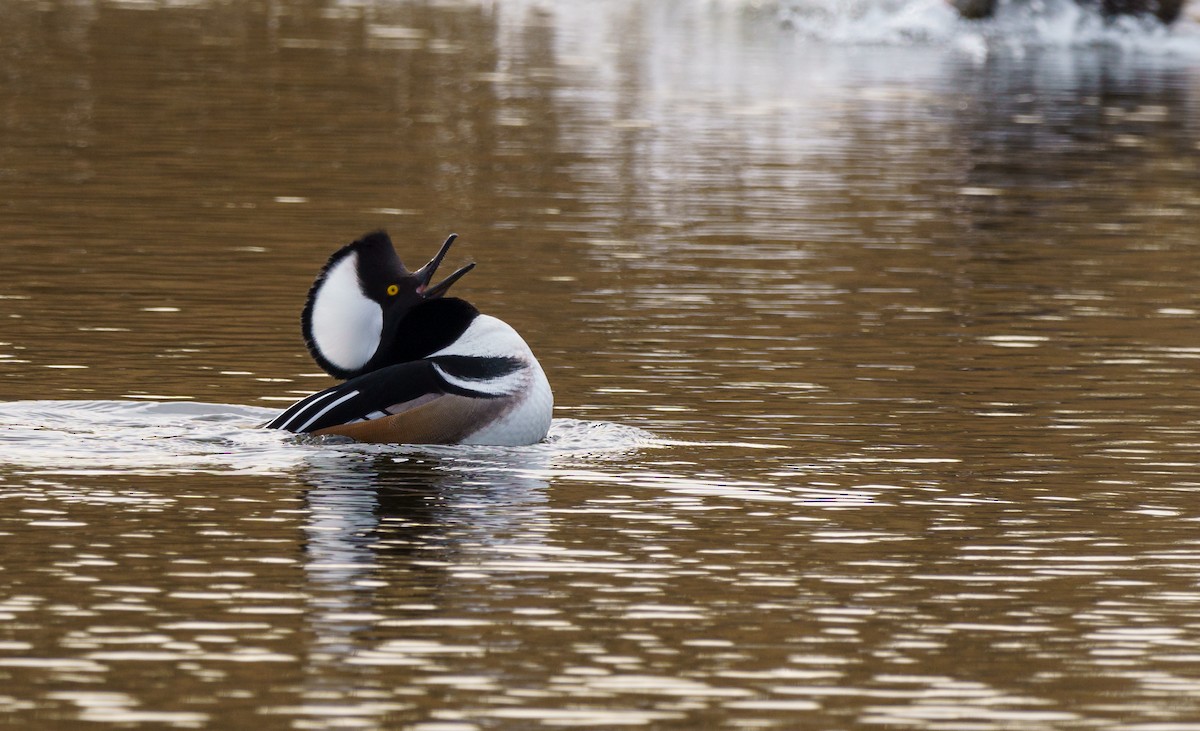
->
301, 231, 475, 379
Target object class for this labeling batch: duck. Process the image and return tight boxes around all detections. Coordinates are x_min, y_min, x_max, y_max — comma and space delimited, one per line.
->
264, 231, 552, 446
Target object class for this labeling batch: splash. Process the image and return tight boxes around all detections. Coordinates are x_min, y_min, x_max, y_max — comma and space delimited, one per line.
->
0, 400, 654, 476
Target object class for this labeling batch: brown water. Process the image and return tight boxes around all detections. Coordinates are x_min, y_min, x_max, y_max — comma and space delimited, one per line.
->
5, 0, 1200, 728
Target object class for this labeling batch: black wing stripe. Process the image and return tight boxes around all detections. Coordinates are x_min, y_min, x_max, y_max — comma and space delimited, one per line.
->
265, 388, 341, 430
430, 355, 524, 381
293, 389, 360, 432
266, 356, 526, 434
291, 361, 446, 433
267, 362, 438, 433
430, 355, 525, 398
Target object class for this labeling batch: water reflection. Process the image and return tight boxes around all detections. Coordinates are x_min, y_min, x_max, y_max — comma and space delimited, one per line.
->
299, 448, 551, 614
290, 451, 550, 727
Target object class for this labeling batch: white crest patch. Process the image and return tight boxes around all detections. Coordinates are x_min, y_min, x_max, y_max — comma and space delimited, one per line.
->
309, 253, 383, 373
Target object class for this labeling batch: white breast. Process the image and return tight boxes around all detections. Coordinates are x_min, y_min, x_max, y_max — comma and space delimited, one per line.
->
431, 315, 553, 446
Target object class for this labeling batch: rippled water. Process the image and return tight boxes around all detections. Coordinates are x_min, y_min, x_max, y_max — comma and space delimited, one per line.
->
5, 0, 1200, 728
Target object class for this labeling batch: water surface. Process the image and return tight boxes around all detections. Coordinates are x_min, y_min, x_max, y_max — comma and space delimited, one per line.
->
4, 0, 1200, 728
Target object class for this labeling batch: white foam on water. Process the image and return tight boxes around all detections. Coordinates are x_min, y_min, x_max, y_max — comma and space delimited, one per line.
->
488, 0, 1200, 65
0, 400, 656, 476
777, 0, 1200, 57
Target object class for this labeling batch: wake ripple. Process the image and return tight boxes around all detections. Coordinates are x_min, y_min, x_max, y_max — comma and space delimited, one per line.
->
0, 400, 654, 476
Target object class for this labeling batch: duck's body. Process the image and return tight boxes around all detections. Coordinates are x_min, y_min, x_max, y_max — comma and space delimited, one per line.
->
265, 232, 552, 446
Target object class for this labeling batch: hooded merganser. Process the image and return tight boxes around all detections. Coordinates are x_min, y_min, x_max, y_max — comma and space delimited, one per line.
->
265, 231, 552, 446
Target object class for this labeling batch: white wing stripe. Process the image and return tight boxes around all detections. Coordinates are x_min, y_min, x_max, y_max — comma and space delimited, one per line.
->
433, 362, 518, 397
275, 388, 341, 431
296, 390, 360, 433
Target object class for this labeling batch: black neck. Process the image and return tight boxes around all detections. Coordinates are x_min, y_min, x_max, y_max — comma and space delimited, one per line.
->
370, 297, 479, 368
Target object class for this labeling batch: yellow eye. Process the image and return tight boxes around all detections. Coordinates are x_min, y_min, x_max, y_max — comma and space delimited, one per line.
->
386, 284, 399, 296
